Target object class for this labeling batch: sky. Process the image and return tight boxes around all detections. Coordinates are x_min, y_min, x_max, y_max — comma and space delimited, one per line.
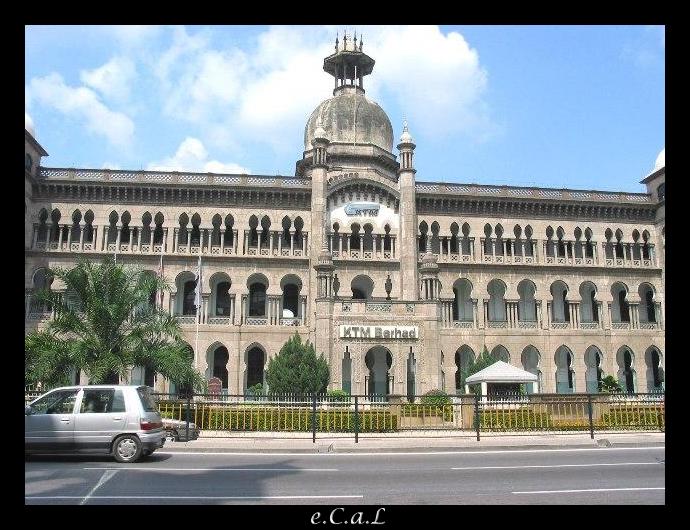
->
25, 25, 665, 193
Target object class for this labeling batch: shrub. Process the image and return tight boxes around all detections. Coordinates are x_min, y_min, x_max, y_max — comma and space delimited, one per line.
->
326, 389, 350, 405
265, 333, 329, 394
479, 409, 552, 430
401, 403, 453, 422
420, 389, 451, 406
157, 402, 397, 432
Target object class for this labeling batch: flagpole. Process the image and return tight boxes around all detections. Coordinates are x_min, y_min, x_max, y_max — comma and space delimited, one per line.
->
194, 255, 201, 369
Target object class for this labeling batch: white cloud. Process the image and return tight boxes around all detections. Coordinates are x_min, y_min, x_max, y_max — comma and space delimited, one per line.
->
25, 111, 35, 135
654, 147, 665, 169
152, 25, 494, 150
80, 56, 136, 102
147, 137, 250, 174
26, 72, 134, 149
362, 25, 492, 139
109, 25, 164, 49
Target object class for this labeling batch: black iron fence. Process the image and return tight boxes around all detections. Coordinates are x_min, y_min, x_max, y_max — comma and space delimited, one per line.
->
147, 391, 665, 442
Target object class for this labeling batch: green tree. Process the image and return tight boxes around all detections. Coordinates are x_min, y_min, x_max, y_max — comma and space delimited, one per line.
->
25, 258, 205, 391
265, 333, 329, 394
599, 375, 622, 393
461, 345, 502, 393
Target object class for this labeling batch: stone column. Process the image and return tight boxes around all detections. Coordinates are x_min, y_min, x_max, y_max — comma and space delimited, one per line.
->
243, 230, 249, 255
137, 226, 143, 251
290, 230, 295, 255
57, 224, 65, 249
302, 232, 308, 254
630, 303, 640, 329
398, 127, 419, 300
359, 234, 364, 258
278, 232, 283, 255
66, 224, 73, 249
269, 230, 274, 255
338, 234, 343, 255
31, 225, 39, 249
220, 229, 226, 253
470, 238, 475, 261
233, 229, 238, 254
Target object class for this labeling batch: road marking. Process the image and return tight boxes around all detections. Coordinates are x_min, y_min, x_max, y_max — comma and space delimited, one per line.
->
452, 462, 661, 471
157, 446, 665, 457
80, 470, 117, 505
83, 467, 338, 472
28, 495, 364, 500
513, 487, 665, 495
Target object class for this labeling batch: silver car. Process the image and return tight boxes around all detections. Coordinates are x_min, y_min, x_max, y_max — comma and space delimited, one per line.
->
25, 385, 166, 463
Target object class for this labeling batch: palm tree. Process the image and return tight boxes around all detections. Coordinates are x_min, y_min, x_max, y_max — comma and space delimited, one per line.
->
25, 257, 205, 391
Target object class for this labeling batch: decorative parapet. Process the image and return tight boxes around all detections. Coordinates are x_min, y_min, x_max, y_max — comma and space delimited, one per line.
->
415, 182, 652, 205
38, 167, 312, 189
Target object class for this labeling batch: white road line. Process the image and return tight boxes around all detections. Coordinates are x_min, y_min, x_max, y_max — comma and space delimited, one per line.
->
513, 487, 665, 495
452, 462, 660, 471
83, 467, 338, 472
157, 446, 664, 457
28, 495, 364, 500
80, 470, 117, 505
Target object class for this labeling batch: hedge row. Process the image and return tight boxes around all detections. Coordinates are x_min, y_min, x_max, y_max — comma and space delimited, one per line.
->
159, 403, 397, 432
401, 404, 454, 422
479, 410, 552, 430
478, 408, 665, 431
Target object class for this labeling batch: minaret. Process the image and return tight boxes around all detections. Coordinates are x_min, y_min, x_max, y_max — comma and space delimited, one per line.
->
397, 120, 419, 300
323, 31, 375, 96
308, 121, 332, 352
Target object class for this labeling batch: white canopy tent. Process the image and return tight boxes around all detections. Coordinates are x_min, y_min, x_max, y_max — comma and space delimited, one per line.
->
465, 361, 538, 396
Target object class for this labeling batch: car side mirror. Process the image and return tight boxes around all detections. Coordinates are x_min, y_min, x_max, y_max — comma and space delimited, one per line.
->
25, 405, 32, 416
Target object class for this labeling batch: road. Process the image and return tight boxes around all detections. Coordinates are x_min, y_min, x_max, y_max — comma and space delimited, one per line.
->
25, 445, 665, 505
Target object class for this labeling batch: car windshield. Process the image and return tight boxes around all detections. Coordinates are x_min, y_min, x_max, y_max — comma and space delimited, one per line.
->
137, 386, 158, 412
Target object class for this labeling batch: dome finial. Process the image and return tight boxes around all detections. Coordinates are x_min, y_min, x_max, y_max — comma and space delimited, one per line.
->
343, 29, 347, 50
399, 117, 414, 145
359, 34, 363, 51
335, 31, 339, 53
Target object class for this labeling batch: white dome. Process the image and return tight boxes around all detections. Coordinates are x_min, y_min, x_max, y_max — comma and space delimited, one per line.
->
25, 112, 35, 136
654, 148, 665, 170
399, 120, 414, 144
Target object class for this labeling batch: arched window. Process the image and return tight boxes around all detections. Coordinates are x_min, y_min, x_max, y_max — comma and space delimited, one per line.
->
453, 279, 473, 322
455, 346, 475, 392
248, 283, 267, 316
487, 279, 507, 322
611, 283, 630, 323
450, 223, 459, 253
141, 212, 153, 245
555, 346, 574, 393
25, 153, 33, 171
215, 281, 231, 316
260, 216, 271, 248
120, 211, 132, 244
182, 280, 197, 316
153, 212, 164, 245
178, 213, 189, 246
657, 183, 665, 202
190, 213, 201, 246
517, 280, 537, 322
248, 215, 259, 247
550, 281, 569, 323
246, 347, 265, 390
638, 283, 656, 323
351, 275, 374, 300
350, 223, 361, 250
579, 282, 598, 323
224, 214, 235, 247
418, 221, 428, 252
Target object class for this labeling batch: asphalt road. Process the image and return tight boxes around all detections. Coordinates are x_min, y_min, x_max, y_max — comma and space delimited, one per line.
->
25, 445, 665, 505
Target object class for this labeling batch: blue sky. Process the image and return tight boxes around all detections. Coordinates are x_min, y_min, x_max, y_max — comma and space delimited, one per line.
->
25, 25, 665, 192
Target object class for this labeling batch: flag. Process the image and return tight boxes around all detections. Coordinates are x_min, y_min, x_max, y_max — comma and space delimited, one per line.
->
194, 255, 202, 309
158, 253, 164, 309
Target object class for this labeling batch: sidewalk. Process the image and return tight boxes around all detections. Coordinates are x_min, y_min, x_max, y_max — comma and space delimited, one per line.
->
161, 431, 665, 453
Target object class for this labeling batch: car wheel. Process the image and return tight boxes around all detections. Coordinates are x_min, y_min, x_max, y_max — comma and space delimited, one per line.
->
113, 435, 142, 463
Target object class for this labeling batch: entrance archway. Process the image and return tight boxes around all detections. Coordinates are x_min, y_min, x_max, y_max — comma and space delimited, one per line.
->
246, 346, 266, 391
365, 346, 392, 398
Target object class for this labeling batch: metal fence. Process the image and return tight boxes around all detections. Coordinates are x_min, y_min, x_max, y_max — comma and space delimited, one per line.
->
147, 391, 665, 442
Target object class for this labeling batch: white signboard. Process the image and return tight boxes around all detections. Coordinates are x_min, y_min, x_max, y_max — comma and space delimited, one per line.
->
339, 325, 418, 340
330, 201, 399, 231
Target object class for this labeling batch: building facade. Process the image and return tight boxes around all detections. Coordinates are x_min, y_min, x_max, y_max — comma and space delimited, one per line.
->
24, 37, 665, 396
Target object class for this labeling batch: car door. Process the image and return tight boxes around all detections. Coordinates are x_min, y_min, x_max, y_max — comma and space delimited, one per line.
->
25, 388, 80, 451
74, 388, 127, 453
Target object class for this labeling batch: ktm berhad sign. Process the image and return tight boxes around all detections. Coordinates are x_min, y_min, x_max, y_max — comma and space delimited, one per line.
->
339, 325, 418, 339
